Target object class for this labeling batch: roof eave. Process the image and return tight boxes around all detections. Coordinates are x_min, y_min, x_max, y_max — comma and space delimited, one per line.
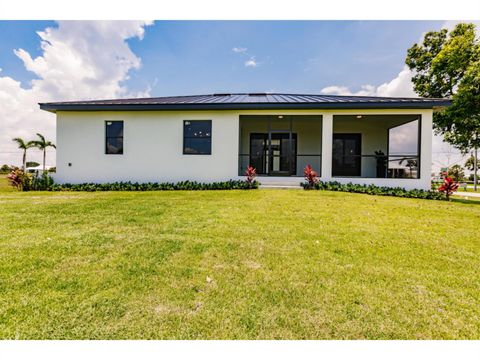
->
39, 101, 452, 113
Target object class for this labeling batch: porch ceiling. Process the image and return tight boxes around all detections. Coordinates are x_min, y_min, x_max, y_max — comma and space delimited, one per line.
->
333, 114, 419, 128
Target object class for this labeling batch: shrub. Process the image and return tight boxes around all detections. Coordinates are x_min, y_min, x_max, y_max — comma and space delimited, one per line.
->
47, 180, 259, 192
303, 165, 319, 189
245, 165, 257, 188
7, 170, 55, 191
31, 172, 55, 191
6, 168, 32, 190
438, 177, 459, 201
302, 180, 445, 200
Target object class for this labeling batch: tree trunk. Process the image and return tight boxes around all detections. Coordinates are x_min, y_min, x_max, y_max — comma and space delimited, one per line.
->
474, 147, 478, 192
43, 149, 46, 173
22, 150, 26, 171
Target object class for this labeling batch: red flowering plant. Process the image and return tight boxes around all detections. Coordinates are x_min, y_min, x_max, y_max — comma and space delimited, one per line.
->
245, 165, 257, 188
438, 176, 459, 201
303, 164, 319, 190
7, 168, 32, 191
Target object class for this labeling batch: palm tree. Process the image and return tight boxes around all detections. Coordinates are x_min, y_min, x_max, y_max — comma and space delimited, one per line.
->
32, 133, 56, 172
12, 137, 34, 171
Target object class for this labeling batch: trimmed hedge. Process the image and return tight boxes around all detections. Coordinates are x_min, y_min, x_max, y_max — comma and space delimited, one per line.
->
302, 181, 445, 200
49, 180, 259, 192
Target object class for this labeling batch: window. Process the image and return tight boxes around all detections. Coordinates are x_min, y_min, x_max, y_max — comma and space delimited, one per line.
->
388, 118, 420, 179
106, 121, 123, 154
183, 120, 212, 155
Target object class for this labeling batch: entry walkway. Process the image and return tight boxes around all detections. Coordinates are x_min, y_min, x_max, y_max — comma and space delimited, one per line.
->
455, 191, 480, 198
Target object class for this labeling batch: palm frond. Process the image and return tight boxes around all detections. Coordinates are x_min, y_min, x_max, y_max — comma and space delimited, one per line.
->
31, 140, 44, 149
12, 137, 26, 148
12, 137, 34, 149
32, 134, 55, 149
36, 133, 46, 144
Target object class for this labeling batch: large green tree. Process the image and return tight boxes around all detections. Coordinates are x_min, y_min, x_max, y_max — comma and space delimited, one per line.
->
406, 23, 480, 188
465, 154, 480, 171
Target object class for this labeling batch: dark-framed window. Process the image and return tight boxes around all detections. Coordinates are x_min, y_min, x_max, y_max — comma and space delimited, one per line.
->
183, 120, 212, 155
105, 121, 124, 154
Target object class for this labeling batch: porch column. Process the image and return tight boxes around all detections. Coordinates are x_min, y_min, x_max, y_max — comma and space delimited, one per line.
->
321, 114, 333, 180
420, 111, 433, 188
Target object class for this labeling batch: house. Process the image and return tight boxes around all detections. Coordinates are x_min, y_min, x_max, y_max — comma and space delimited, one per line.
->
39, 93, 450, 190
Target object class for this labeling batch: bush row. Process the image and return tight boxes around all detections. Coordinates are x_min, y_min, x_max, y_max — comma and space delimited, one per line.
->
302, 181, 445, 200
48, 180, 259, 192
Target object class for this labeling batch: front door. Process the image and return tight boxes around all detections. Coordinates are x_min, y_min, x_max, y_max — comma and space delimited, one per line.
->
250, 133, 267, 174
250, 133, 297, 175
332, 134, 361, 176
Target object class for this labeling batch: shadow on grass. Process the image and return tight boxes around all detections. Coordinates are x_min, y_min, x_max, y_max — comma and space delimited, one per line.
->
450, 197, 480, 205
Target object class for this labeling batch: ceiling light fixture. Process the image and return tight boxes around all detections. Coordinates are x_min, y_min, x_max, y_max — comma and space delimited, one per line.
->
356, 115, 362, 119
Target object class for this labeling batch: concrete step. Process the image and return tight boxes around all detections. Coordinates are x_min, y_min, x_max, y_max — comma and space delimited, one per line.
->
259, 184, 303, 189
255, 176, 304, 189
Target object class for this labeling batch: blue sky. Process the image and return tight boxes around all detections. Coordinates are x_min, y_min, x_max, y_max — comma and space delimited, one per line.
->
0, 20, 443, 96
107, 21, 443, 95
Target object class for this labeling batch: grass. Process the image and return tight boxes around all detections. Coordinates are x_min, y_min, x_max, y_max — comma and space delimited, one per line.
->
452, 195, 480, 203
0, 176, 479, 339
0, 174, 13, 192
458, 187, 480, 193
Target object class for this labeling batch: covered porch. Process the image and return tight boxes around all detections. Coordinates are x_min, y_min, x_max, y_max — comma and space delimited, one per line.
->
238, 115, 322, 177
238, 112, 430, 189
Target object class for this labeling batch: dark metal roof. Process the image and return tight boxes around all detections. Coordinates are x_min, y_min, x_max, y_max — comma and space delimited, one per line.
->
39, 93, 451, 112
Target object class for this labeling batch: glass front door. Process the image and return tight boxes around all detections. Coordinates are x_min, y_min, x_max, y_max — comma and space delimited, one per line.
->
250, 133, 297, 175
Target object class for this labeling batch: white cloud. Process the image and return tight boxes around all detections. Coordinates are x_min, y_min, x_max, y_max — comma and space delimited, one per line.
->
320, 85, 376, 96
0, 21, 152, 166
232, 47, 260, 68
232, 47, 247, 53
244, 57, 258, 68
321, 67, 416, 98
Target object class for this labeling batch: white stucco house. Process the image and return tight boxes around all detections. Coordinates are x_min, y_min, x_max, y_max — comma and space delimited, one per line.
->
39, 93, 450, 190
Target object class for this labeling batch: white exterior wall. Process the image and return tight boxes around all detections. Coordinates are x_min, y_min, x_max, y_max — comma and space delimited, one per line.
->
55, 108, 434, 190
56, 111, 239, 183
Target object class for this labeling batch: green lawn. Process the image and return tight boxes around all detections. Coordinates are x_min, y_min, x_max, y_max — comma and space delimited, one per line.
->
0, 174, 12, 192
459, 187, 480, 193
0, 178, 479, 339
